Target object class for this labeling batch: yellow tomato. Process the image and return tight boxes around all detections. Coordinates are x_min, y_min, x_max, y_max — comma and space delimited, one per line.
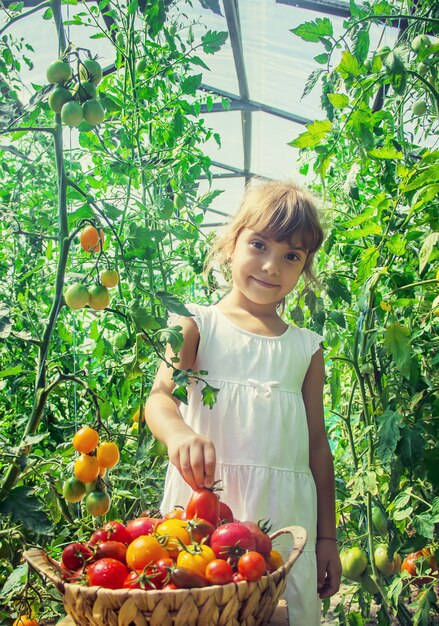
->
266, 549, 284, 572
155, 518, 191, 557
380, 301, 392, 312
177, 544, 216, 576
73, 426, 99, 454
74, 454, 100, 483
96, 441, 120, 468
126, 535, 168, 572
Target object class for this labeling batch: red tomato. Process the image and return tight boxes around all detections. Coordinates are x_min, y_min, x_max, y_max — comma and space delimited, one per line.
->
60, 565, 85, 583
126, 517, 161, 541
89, 529, 108, 545
61, 543, 93, 570
238, 551, 266, 581
162, 582, 178, 590
170, 567, 209, 589
402, 549, 438, 585
123, 562, 170, 590
96, 521, 131, 544
241, 521, 272, 556
86, 557, 129, 589
163, 507, 185, 520
185, 488, 220, 527
205, 559, 234, 585
210, 522, 256, 563
218, 501, 235, 523
94, 540, 127, 563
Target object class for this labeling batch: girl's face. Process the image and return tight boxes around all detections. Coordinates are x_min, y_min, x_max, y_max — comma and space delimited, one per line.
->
229, 228, 308, 308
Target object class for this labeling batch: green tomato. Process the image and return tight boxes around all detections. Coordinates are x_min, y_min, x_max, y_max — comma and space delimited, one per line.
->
375, 45, 391, 59
412, 99, 427, 116
114, 331, 129, 350
153, 438, 168, 458
79, 58, 103, 86
341, 547, 368, 580
174, 193, 186, 210
116, 32, 125, 47
86, 490, 111, 516
374, 544, 400, 576
74, 81, 98, 102
63, 476, 86, 503
48, 86, 73, 113
82, 99, 105, 126
64, 283, 89, 310
417, 62, 429, 76
61, 101, 84, 127
412, 34, 431, 53
46, 60, 72, 84
136, 58, 147, 73
372, 506, 387, 537
88, 285, 110, 310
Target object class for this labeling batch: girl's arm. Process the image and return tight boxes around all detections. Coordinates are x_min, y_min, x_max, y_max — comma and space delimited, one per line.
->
144, 316, 216, 490
303, 347, 342, 599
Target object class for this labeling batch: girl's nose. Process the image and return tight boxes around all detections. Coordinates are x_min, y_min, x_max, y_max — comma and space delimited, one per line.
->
261, 256, 280, 274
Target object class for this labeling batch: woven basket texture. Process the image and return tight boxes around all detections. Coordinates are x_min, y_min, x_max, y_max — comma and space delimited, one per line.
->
24, 525, 306, 626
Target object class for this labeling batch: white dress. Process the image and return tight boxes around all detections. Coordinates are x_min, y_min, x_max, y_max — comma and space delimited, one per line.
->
161, 303, 323, 625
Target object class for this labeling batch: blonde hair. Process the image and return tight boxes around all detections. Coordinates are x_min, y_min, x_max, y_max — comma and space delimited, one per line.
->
205, 178, 324, 285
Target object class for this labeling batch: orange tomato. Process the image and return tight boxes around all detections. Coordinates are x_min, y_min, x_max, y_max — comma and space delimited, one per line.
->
126, 535, 168, 572
74, 454, 100, 483
13, 618, 38, 626
80, 225, 105, 253
96, 441, 120, 468
155, 519, 191, 558
73, 426, 99, 454
266, 549, 284, 572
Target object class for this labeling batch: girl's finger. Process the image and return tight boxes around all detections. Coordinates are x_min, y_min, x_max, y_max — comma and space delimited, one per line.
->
203, 442, 216, 488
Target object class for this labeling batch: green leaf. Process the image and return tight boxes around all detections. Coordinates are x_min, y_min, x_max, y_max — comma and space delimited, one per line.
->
301, 69, 324, 99
198, 0, 223, 15
181, 74, 202, 95
384, 323, 411, 378
356, 247, 379, 286
172, 386, 188, 404
419, 232, 438, 274
326, 274, 351, 305
201, 383, 220, 408
156, 291, 193, 316
412, 513, 437, 539
1, 563, 28, 598
314, 53, 329, 65
0, 486, 53, 535
403, 162, 439, 192
340, 204, 376, 227
289, 120, 332, 149
328, 310, 346, 328
327, 93, 350, 109
369, 146, 403, 160
290, 17, 333, 43
353, 28, 370, 64
0, 365, 23, 379
386, 233, 406, 256
376, 409, 402, 463
201, 30, 228, 54
337, 51, 362, 78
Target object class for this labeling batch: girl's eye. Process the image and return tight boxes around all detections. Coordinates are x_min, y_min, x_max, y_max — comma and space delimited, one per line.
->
285, 252, 299, 261
251, 241, 265, 250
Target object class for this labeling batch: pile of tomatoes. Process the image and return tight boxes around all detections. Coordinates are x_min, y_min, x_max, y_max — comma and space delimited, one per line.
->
58, 487, 284, 590
62, 426, 120, 517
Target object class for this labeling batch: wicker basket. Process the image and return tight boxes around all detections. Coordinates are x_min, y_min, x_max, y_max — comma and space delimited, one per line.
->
24, 525, 306, 626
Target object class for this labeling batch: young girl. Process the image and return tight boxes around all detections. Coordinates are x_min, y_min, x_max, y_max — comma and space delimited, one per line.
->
145, 179, 342, 625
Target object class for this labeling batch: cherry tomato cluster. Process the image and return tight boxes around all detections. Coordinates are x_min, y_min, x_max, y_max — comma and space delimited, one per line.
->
46, 57, 105, 128
64, 225, 120, 312
62, 426, 120, 516
58, 488, 284, 590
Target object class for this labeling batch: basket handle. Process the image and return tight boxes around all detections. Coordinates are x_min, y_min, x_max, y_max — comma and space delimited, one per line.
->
269, 525, 308, 575
23, 547, 66, 593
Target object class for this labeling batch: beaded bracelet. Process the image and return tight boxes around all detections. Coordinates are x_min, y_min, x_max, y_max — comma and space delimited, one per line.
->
317, 536, 338, 542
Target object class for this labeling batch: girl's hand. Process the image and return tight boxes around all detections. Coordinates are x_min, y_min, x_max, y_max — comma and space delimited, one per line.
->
316, 539, 342, 599
167, 431, 216, 490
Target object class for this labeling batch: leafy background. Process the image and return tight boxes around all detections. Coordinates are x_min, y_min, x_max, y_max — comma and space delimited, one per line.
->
0, 0, 438, 624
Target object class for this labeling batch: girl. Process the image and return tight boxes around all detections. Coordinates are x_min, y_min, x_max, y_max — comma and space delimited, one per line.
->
145, 179, 341, 625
